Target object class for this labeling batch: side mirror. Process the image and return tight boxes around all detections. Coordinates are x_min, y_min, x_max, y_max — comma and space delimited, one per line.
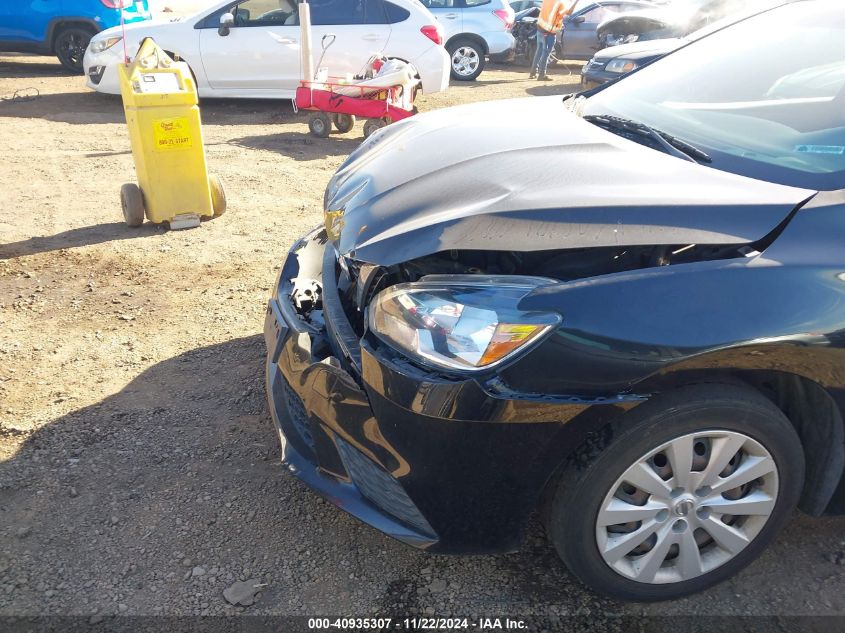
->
219, 12, 234, 36
572, 15, 585, 24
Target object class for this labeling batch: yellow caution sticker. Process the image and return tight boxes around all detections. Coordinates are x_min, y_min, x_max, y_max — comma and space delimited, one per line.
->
152, 117, 193, 152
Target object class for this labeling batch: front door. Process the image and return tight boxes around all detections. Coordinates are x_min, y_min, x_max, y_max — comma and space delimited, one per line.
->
562, 3, 617, 59
0, 0, 58, 42
198, 0, 302, 93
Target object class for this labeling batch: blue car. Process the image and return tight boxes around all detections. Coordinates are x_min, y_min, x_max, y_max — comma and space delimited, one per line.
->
0, 1, 151, 73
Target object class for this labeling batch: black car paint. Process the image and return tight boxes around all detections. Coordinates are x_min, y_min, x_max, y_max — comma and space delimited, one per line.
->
264, 94, 845, 553
324, 97, 811, 266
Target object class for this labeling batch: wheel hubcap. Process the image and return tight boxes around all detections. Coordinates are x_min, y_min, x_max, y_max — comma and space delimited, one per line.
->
595, 431, 779, 584
451, 47, 479, 76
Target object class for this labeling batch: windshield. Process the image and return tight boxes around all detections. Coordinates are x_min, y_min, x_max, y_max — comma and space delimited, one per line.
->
580, 1, 845, 191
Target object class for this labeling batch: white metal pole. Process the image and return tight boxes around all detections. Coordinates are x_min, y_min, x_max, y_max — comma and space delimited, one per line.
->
299, 0, 314, 82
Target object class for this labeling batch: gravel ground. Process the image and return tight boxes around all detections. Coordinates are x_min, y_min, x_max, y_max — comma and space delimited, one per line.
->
2, 53, 845, 630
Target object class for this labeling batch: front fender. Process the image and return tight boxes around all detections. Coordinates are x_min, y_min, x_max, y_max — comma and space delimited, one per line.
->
508, 257, 845, 396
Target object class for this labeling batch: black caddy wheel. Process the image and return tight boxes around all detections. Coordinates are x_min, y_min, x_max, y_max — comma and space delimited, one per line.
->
308, 112, 331, 138
363, 118, 387, 138
209, 174, 227, 218
332, 113, 356, 134
54, 26, 94, 74
447, 38, 485, 81
120, 183, 145, 228
546, 383, 804, 601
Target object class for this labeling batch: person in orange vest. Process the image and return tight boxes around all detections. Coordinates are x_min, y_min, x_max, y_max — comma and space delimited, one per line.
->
530, 0, 572, 80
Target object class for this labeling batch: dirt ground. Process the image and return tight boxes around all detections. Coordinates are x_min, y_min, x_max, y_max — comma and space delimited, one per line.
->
2, 53, 845, 628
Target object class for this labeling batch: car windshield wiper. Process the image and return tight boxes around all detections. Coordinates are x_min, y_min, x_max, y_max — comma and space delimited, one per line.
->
583, 114, 712, 164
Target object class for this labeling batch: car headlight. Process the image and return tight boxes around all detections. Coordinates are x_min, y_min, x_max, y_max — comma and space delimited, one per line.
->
91, 37, 123, 53
605, 59, 638, 74
369, 276, 560, 371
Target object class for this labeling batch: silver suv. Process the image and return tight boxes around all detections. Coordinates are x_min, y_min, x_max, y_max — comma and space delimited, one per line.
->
420, 0, 515, 80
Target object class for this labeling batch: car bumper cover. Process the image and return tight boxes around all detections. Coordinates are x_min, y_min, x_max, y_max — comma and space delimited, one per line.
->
264, 228, 590, 553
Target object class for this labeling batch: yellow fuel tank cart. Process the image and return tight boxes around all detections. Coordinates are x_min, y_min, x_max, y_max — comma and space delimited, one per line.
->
118, 38, 225, 229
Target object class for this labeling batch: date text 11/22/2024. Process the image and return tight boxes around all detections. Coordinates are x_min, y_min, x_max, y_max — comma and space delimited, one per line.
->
307, 618, 528, 630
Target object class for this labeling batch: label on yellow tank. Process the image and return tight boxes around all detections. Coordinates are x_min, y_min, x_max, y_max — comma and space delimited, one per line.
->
152, 117, 193, 152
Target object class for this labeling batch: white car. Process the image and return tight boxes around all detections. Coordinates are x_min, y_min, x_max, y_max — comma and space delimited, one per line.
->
84, 0, 450, 99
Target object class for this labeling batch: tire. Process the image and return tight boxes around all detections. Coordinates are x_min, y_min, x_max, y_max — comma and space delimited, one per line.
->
308, 113, 331, 138
332, 113, 356, 134
120, 183, 145, 228
546, 383, 804, 602
447, 38, 486, 81
54, 26, 94, 74
209, 174, 227, 218
363, 118, 386, 139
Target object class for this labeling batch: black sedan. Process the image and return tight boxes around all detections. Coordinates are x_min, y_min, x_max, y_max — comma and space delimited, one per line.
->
581, 37, 679, 89
264, 0, 845, 601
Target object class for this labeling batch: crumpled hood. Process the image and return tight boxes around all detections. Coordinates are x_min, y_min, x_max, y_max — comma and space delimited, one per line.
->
325, 96, 814, 266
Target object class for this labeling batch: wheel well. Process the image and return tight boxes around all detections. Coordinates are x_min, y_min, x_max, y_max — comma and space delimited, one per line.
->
741, 370, 845, 515
540, 369, 845, 520
163, 51, 200, 88
446, 34, 489, 55
49, 20, 98, 51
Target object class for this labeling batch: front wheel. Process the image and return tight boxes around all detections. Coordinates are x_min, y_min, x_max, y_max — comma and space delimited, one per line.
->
308, 112, 331, 138
54, 27, 94, 74
447, 38, 486, 81
546, 384, 804, 601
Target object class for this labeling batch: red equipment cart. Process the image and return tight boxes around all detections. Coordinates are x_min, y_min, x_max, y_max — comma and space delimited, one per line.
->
295, 71, 418, 139
293, 2, 419, 138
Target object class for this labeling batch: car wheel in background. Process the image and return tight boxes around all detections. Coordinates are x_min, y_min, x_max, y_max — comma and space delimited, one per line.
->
546, 384, 804, 601
120, 183, 145, 228
54, 26, 94, 74
332, 113, 356, 134
447, 38, 486, 81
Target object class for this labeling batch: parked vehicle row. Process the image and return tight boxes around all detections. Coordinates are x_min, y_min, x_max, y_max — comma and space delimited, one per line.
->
507, 0, 653, 67
5, 0, 759, 88
264, 0, 845, 603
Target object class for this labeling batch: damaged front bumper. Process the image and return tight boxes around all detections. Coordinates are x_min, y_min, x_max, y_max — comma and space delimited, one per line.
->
263, 229, 599, 553
264, 230, 438, 550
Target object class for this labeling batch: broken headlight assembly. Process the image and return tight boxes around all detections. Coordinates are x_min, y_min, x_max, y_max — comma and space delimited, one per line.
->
368, 276, 561, 371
